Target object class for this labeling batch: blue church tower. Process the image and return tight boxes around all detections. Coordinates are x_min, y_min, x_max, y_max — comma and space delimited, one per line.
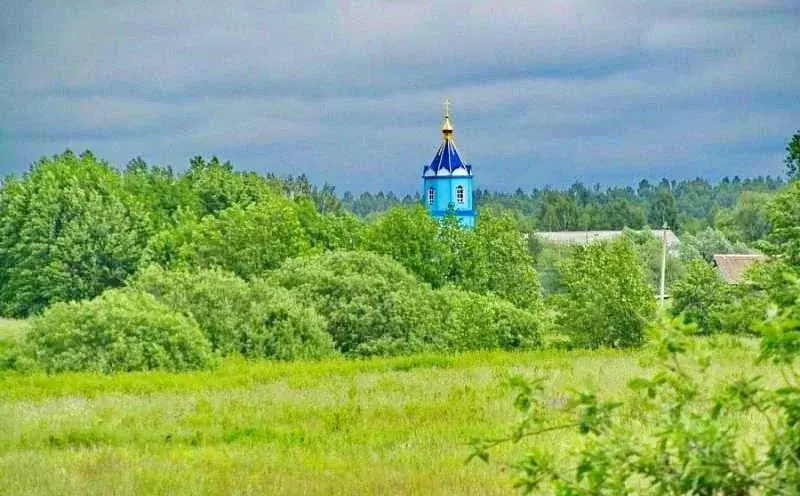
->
422, 100, 476, 228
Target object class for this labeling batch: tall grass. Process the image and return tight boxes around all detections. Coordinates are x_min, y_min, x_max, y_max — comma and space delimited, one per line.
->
0, 336, 765, 495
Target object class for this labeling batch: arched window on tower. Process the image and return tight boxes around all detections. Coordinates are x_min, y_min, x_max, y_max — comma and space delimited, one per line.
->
428, 187, 436, 205
456, 185, 465, 204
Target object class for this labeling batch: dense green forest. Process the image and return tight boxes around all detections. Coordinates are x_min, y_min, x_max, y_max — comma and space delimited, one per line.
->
342, 175, 783, 235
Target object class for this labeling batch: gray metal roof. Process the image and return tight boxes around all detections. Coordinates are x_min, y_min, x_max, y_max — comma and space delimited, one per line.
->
535, 229, 680, 249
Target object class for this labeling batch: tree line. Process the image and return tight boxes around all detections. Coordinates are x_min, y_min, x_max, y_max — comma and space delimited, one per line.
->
0, 135, 798, 373
341, 176, 783, 236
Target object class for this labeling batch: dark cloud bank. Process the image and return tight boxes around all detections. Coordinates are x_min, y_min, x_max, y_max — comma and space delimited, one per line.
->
2, 0, 799, 193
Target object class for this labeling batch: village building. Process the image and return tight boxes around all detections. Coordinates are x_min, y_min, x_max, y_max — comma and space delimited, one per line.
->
712, 253, 768, 284
534, 229, 681, 255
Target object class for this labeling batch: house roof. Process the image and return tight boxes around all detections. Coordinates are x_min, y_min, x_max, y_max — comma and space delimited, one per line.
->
712, 254, 768, 284
535, 229, 680, 249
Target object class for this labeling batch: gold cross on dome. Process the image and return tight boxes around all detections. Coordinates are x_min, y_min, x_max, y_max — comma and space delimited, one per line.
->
443, 98, 451, 118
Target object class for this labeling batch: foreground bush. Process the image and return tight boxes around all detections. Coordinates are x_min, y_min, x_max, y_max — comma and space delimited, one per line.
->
472, 297, 800, 494
132, 266, 334, 360
24, 289, 216, 373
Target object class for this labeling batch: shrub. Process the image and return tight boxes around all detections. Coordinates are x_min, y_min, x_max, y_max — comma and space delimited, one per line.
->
554, 237, 656, 348
242, 280, 334, 360
131, 266, 334, 360
0, 341, 21, 371
714, 259, 790, 336
344, 287, 449, 357
269, 251, 441, 356
24, 289, 216, 373
131, 265, 253, 354
437, 288, 544, 351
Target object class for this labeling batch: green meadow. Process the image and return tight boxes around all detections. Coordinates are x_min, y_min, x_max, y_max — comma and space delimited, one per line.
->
0, 319, 768, 495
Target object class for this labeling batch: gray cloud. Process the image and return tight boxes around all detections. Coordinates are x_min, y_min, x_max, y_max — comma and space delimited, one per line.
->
2, 0, 798, 193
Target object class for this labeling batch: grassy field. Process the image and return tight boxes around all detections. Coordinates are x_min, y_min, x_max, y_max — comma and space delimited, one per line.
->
0, 319, 767, 495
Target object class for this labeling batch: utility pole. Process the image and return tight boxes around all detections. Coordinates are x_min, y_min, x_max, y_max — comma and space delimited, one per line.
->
659, 222, 668, 308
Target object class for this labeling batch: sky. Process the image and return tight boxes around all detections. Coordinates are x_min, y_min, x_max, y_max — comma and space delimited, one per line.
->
2, 0, 799, 194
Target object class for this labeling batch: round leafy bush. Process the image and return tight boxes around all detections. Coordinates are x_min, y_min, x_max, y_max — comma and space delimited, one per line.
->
24, 289, 216, 373
246, 280, 335, 360
131, 265, 334, 360
437, 288, 544, 351
269, 251, 442, 356
131, 265, 253, 354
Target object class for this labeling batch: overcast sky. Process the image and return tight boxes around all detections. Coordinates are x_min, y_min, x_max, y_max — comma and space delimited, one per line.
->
2, 1, 799, 193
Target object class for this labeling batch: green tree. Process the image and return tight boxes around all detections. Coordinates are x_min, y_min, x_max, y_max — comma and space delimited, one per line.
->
647, 184, 679, 229
437, 208, 480, 287
764, 179, 800, 266
554, 238, 655, 348
602, 197, 646, 229
294, 197, 362, 251
0, 151, 151, 317
179, 156, 280, 217
623, 228, 684, 291
680, 227, 751, 263
669, 259, 730, 334
122, 158, 192, 230
144, 196, 311, 278
465, 209, 544, 312
714, 190, 773, 243
360, 205, 445, 286
786, 130, 800, 179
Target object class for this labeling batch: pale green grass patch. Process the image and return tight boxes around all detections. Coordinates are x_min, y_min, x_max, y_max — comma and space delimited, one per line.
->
0, 339, 771, 495
0, 317, 27, 343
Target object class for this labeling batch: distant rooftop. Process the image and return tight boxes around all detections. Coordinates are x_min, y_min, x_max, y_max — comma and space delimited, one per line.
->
712, 254, 768, 284
535, 229, 680, 249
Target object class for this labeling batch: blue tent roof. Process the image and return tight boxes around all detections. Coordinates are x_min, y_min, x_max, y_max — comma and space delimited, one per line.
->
423, 139, 471, 176
430, 139, 462, 169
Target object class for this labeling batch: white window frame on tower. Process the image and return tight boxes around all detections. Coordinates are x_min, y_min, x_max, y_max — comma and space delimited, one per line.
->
456, 185, 465, 204
428, 187, 436, 205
